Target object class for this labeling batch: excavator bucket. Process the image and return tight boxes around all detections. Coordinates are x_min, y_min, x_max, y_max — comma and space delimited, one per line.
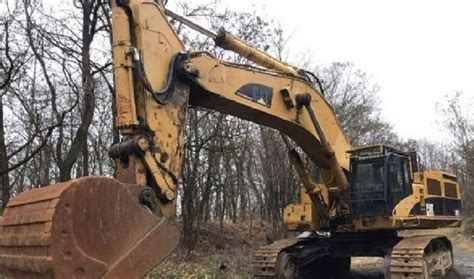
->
0, 176, 180, 278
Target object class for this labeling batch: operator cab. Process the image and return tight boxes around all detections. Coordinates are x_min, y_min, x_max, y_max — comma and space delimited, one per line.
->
348, 145, 413, 218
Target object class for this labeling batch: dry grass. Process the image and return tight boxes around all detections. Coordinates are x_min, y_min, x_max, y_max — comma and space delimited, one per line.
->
147, 220, 272, 278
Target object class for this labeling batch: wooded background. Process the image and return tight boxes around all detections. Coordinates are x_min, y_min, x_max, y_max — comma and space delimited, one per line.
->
0, 0, 472, 250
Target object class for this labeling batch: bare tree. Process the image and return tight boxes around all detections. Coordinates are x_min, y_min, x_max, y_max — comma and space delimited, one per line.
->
21, 0, 110, 181
0, 12, 27, 209
317, 62, 398, 146
441, 93, 473, 214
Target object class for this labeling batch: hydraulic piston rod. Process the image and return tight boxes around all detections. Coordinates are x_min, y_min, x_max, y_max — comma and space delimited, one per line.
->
164, 9, 300, 76
296, 93, 352, 215
214, 28, 300, 76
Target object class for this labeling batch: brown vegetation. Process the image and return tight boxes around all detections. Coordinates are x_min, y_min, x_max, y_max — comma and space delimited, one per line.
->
149, 220, 273, 278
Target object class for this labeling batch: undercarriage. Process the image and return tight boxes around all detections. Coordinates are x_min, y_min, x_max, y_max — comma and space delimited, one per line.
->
252, 231, 453, 278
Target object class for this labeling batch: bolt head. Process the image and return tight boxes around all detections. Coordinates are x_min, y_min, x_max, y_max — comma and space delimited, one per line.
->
165, 190, 175, 201
137, 138, 149, 151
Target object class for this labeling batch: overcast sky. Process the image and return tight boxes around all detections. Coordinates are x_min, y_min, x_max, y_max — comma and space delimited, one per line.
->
2, 0, 472, 141
215, 0, 474, 141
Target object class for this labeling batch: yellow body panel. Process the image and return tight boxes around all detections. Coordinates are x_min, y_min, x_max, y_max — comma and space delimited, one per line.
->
284, 203, 313, 231
188, 55, 351, 171
284, 170, 462, 232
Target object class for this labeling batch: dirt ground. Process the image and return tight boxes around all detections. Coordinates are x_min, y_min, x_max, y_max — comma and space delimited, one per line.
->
349, 250, 474, 278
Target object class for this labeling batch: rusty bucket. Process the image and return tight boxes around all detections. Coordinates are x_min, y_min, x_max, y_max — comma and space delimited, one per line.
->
0, 177, 180, 278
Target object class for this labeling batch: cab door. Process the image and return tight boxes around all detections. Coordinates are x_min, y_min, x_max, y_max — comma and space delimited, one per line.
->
386, 154, 412, 210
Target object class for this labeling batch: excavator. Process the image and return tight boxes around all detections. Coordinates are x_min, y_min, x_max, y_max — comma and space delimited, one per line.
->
0, 0, 462, 278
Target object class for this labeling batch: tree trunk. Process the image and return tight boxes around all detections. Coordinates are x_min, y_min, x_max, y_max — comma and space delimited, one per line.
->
0, 97, 10, 211
82, 141, 89, 177
40, 146, 51, 186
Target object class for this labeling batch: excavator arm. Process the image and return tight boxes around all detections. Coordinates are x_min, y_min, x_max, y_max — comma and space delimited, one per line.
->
0, 0, 353, 277
109, 0, 352, 214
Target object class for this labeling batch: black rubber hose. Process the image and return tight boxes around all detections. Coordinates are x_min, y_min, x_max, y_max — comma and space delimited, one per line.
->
301, 70, 325, 96
115, 0, 137, 47
132, 52, 185, 105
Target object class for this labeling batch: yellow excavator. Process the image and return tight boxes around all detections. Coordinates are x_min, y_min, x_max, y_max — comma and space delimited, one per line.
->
0, 0, 462, 278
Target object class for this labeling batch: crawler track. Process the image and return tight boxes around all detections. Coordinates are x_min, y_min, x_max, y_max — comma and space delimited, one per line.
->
251, 238, 299, 278
389, 235, 453, 278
